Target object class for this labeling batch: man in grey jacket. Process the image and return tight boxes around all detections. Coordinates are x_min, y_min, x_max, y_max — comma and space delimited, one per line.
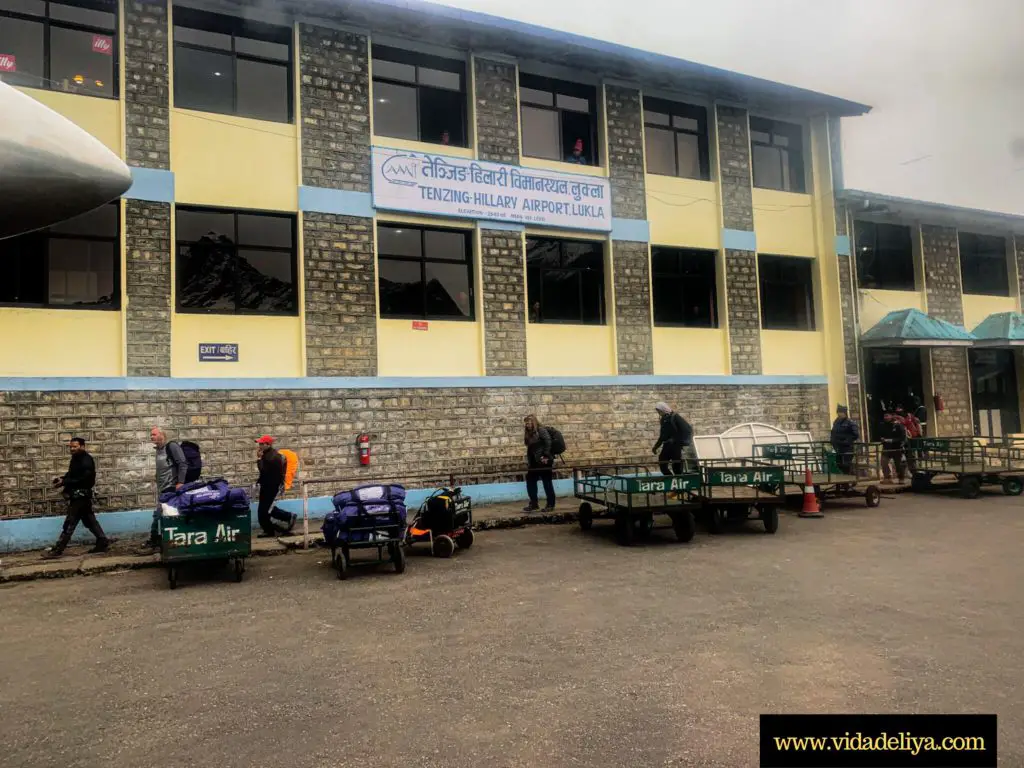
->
141, 426, 187, 550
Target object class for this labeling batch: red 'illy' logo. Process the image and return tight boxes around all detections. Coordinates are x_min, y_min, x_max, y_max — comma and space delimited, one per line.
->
0, 54, 16, 72
92, 35, 112, 55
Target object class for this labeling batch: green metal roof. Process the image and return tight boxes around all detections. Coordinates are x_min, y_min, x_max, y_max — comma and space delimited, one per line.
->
972, 312, 1024, 347
861, 309, 976, 348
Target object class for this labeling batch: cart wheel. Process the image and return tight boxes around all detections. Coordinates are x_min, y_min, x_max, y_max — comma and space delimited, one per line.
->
168, 566, 177, 590
910, 473, 931, 493
959, 475, 982, 500
614, 514, 634, 546
865, 486, 881, 508
455, 527, 475, 550
635, 515, 654, 538
707, 506, 726, 535
334, 550, 348, 580
672, 510, 696, 543
1002, 478, 1023, 496
390, 542, 407, 574
762, 507, 780, 535
578, 502, 593, 532
432, 535, 455, 558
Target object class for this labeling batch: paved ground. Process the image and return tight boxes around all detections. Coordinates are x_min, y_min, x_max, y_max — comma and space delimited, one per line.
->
1, 490, 1021, 767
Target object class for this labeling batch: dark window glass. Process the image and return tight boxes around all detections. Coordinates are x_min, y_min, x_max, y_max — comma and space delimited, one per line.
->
759, 254, 815, 330
750, 117, 805, 193
376, 224, 474, 320
0, 0, 117, 97
651, 247, 718, 327
372, 45, 467, 147
0, 202, 119, 308
854, 220, 915, 291
959, 231, 1009, 296
643, 98, 710, 180
176, 207, 297, 315
173, 6, 292, 123
519, 73, 599, 166
526, 237, 605, 324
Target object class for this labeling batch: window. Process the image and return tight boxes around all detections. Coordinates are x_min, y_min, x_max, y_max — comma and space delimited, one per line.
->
371, 46, 467, 147
526, 237, 605, 324
377, 224, 474, 320
0, 202, 119, 308
758, 254, 815, 331
519, 73, 599, 165
173, 6, 292, 123
651, 247, 718, 327
176, 207, 297, 315
643, 98, 709, 180
959, 231, 1009, 296
750, 117, 805, 193
854, 220, 915, 290
0, 0, 117, 97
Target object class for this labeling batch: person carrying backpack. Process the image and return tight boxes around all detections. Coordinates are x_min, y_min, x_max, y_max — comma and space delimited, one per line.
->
255, 435, 297, 537
140, 427, 189, 551
523, 414, 556, 513
653, 402, 694, 477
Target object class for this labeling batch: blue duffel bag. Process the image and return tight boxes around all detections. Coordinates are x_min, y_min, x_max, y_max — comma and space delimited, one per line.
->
331, 484, 406, 508
160, 478, 245, 514
322, 500, 407, 545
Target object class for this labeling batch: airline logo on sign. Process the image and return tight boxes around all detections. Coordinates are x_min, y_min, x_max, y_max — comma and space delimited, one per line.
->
0, 54, 16, 72
92, 35, 113, 55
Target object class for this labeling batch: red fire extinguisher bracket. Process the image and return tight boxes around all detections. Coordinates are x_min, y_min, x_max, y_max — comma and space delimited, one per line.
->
357, 433, 372, 466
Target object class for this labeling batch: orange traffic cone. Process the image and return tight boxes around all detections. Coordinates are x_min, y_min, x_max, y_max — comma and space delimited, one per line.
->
799, 467, 823, 518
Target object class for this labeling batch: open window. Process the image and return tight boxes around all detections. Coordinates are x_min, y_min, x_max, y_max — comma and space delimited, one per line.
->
854, 220, 915, 291
758, 254, 815, 330
519, 73, 599, 166
651, 247, 718, 327
959, 231, 1009, 296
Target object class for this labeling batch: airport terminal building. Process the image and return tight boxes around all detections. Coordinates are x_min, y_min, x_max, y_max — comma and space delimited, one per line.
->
0, 0, 1022, 529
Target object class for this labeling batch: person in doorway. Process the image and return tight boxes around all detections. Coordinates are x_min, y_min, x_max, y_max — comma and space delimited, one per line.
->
829, 404, 860, 475
255, 435, 297, 537
141, 427, 187, 551
913, 396, 929, 438
565, 137, 588, 165
43, 437, 111, 558
879, 411, 908, 484
896, 405, 921, 473
523, 415, 556, 512
653, 402, 695, 477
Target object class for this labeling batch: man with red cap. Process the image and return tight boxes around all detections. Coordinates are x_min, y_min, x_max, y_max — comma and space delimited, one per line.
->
255, 435, 296, 537
566, 137, 588, 165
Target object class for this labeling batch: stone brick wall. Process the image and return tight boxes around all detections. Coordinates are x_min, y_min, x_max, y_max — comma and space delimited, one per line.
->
604, 84, 646, 220
303, 213, 377, 376
921, 225, 965, 325
612, 241, 653, 375
123, 0, 169, 169
716, 106, 754, 232
724, 250, 762, 375
474, 59, 519, 164
125, 201, 171, 377
931, 348, 974, 435
0, 383, 829, 520
1015, 235, 1024, 303
299, 24, 370, 191
480, 229, 527, 375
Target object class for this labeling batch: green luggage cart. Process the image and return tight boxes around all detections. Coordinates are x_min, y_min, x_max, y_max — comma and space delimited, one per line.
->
160, 508, 252, 590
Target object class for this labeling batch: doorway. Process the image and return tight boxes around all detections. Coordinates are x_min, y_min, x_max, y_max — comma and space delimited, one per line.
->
969, 349, 1021, 437
863, 347, 926, 440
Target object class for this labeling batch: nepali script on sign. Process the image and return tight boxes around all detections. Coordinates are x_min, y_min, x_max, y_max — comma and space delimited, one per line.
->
371, 147, 611, 232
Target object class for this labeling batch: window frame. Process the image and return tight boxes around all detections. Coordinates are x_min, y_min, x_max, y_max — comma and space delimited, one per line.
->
642, 97, 710, 181
0, 201, 121, 310
758, 253, 816, 331
749, 116, 806, 193
171, 5, 293, 124
518, 72, 600, 166
174, 205, 299, 317
853, 219, 916, 291
650, 246, 719, 328
0, 0, 119, 99
525, 236, 607, 326
370, 44, 468, 148
376, 223, 476, 322
958, 231, 1009, 297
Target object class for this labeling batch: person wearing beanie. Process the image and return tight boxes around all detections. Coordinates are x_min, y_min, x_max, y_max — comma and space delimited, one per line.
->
255, 435, 297, 537
565, 137, 588, 165
43, 437, 111, 558
652, 402, 694, 479
830, 404, 860, 475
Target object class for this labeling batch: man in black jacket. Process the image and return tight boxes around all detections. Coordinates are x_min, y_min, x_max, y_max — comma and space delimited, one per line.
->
879, 411, 908, 484
255, 435, 297, 537
43, 437, 111, 558
830, 404, 860, 474
653, 402, 695, 477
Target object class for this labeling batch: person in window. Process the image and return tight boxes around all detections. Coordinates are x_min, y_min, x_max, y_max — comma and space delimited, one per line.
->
255, 436, 298, 537
43, 437, 111, 558
440, 130, 451, 146
829, 405, 860, 475
566, 138, 588, 165
530, 301, 542, 324
652, 402, 695, 481
523, 415, 556, 513
878, 411, 908, 485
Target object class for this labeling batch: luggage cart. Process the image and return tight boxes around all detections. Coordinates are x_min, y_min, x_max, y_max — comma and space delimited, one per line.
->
325, 512, 406, 580
407, 487, 474, 558
753, 442, 883, 509
573, 464, 700, 546
690, 459, 786, 534
159, 507, 251, 590
909, 437, 1024, 498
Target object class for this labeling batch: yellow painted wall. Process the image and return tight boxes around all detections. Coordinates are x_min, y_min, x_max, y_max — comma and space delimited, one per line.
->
373, 136, 474, 159
16, 87, 121, 155
646, 176, 720, 249
652, 327, 728, 375
760, 330, 826, 375
963, 294, 1019, 332
858, 289, 925, 331
171, 313, 303, 377
526, 324, 615, 376
752, 188, 816, 257
377, 319, 483, 376
171, 109, 298, 211
520, 156, 607, 178
0, 309, 122, 376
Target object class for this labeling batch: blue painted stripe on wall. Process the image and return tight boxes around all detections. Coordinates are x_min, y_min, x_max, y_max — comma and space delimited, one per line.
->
835, 234, 851, 256
611, 218, 651, 242
480, 220, 526, 232
298, 186, 375, 218
0, 374, 829, 392
722, 228, 757, 252
123, 167, 175, 203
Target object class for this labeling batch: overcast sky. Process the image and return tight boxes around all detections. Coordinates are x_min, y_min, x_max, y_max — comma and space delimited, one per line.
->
436, 0, 1024, 216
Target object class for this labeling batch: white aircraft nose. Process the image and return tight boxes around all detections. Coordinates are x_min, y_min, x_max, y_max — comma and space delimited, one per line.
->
0, 80, 132, 240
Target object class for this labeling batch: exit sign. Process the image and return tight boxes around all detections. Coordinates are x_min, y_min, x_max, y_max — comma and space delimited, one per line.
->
198, 343, 239, 362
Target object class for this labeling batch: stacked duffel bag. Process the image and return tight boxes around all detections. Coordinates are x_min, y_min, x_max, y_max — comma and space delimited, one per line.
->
159, 478, 250, 515
323, 484, 407, 546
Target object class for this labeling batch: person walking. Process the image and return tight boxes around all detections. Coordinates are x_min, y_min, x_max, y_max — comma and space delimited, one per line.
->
523, 415, 556, 512
879, 411, 908, 484
255, 435, 297, 537
43, 437, 111, 558
829, 404, 860, 475
652, 402, 695, 477
141, 427, 188, 551
896, 405, 921, 473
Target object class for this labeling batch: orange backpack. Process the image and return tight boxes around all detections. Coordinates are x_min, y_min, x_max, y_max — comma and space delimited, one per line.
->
278, 449, 299, 490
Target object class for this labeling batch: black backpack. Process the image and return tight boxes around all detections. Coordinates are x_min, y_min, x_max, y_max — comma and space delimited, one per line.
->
169, 440, 203, 483
546, 427, 566, 456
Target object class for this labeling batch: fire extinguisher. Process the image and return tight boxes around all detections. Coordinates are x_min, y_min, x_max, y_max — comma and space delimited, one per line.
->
357, 433, 371, 466
933, 394, 945, 413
